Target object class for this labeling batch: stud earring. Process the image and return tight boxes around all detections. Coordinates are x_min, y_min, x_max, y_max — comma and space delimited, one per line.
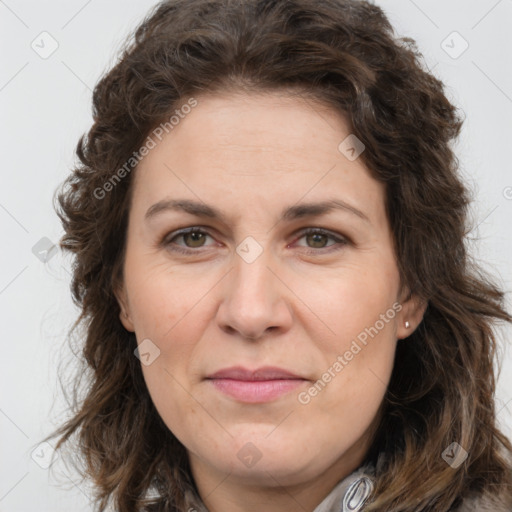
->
405, 321, 410, 329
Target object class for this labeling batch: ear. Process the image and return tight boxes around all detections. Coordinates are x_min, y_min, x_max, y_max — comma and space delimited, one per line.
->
114, 282, 135, 332
395, 288, 427, 340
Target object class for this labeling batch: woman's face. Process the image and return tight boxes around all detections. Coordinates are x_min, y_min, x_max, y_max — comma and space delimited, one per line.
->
116, 91, 423, 496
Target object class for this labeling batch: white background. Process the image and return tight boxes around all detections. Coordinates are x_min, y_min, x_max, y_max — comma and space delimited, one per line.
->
1, 0, 511, 510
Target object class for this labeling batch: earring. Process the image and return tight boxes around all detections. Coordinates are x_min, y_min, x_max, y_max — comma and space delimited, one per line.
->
405, 321, 410, 329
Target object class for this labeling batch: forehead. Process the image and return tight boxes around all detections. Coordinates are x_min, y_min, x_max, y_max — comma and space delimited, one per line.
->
131, 92, 386, 225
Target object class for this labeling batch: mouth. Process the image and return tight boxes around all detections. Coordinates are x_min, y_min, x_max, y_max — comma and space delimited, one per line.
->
205, 366, 308, 403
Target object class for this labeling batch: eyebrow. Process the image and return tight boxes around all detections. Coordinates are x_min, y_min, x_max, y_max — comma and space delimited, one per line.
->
144, 198, 371, 224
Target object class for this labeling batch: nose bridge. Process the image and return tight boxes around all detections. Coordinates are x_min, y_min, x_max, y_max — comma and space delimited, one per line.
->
217, 238, 290, 339
231, 242, 276, 310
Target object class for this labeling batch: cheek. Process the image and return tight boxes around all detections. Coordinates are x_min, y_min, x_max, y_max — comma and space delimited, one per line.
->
126, 265, 216, 381
301, 262, 399, 407
296, 262, 399, 348
126, 260, 206, 337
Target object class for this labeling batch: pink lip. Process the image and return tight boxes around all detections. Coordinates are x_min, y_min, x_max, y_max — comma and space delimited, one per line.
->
206, 366, 307, 403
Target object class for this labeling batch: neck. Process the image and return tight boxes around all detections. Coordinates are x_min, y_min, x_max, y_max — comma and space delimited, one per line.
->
188, 442, 370, 512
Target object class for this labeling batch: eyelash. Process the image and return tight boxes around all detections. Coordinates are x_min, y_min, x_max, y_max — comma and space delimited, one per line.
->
161, 226, 348, 256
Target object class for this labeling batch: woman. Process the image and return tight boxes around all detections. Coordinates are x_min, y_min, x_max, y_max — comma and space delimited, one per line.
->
50, 0, 512, 510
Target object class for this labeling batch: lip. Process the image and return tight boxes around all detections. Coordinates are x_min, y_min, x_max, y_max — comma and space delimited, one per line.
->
207, 366, 305, 381
206, 366, 308, 403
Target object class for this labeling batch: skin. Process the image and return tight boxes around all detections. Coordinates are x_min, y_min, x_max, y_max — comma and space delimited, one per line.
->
115, 90, 426, 512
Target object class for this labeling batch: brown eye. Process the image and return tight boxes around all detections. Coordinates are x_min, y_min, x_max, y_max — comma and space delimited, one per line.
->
182, 230, 207, 248
294, 228, 348, 253
163, 228, 216, 254
305, 232, 330, 248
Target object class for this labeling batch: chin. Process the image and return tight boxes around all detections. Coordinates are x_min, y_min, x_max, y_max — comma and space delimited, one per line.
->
212, 433, 331, 482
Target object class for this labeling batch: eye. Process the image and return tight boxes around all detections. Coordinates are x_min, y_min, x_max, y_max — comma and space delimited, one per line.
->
293, 228, 348, 253
161, 226, 348, 255
162, 227, 216, 254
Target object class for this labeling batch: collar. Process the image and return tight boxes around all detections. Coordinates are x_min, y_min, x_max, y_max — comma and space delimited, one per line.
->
312, 462, 375, 512
184, 461, 376, 512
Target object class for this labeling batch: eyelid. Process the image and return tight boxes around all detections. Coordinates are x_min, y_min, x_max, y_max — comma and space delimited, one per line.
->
161, 226, 218, 252
294, 227, 348, 243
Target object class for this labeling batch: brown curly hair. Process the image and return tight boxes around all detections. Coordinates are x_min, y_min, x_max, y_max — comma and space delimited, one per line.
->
49, 0, 512, 510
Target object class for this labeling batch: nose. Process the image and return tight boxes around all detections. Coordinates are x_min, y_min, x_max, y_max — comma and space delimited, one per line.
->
216, 247, 293, 341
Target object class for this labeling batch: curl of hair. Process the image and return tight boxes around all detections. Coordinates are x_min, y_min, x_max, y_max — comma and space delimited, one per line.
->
50, 0, 512, 510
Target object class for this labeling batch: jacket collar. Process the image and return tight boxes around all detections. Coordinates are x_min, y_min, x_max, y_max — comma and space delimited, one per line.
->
312, 462, 375, 512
